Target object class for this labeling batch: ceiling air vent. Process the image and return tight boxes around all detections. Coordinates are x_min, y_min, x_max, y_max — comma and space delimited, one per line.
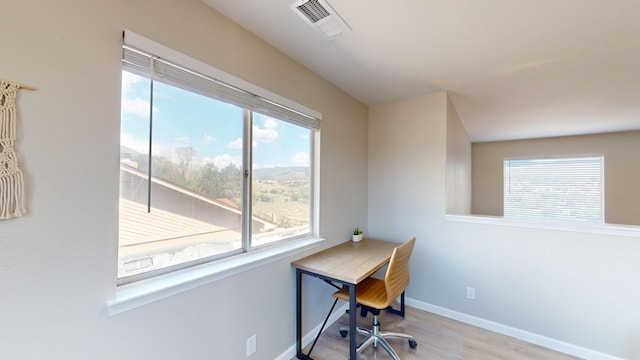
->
290, 0, 352, 40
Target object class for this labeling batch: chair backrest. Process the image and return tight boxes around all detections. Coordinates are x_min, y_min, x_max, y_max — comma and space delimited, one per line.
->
384, 237, 416, 303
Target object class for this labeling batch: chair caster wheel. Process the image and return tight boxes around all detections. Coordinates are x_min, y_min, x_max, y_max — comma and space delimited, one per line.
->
340, 330, 348, 337
409, 339, 417, 349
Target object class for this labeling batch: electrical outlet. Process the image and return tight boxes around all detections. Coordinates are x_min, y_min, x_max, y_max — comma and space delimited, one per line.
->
246, 334, 256, 357
466, 286, 476, 300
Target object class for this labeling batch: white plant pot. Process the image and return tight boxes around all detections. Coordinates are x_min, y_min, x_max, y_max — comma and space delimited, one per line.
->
352, 234, 363, 242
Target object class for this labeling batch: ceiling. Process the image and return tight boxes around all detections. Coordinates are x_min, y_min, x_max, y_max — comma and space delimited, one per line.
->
203, 0, 640, 142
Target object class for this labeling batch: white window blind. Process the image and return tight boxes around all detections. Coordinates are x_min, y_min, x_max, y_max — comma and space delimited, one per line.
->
504, 156, 604, 223
122, 44, 320, 131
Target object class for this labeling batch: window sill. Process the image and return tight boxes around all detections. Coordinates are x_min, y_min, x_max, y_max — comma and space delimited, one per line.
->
106, 237, 324, 316
446, 214, 640, 238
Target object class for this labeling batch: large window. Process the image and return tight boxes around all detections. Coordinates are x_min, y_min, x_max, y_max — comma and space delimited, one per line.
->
504, 156, 604, 223
118, 35, 320, 283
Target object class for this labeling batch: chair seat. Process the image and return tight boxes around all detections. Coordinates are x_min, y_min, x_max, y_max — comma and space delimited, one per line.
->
333, 276, 390, 309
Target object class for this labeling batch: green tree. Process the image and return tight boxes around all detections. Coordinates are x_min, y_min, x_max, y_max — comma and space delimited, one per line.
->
175, 146, 197, 182
193, 163, 223, 198
153, 155, 184, 186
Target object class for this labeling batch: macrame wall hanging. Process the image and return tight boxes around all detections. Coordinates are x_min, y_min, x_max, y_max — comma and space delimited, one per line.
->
0, 80, 35, 220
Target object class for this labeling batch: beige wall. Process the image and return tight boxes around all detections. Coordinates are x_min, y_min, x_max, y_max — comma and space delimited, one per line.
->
369, 92, 448, 239
4, 1, 638, 358
446, 94, 472, 215
369, 93, 640, 359
0, 1, 368, 359
472, 130, 640, 225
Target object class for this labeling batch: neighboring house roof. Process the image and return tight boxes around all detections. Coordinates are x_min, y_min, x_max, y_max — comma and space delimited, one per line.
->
118, 198, 239, 255
118, 164, 278, 256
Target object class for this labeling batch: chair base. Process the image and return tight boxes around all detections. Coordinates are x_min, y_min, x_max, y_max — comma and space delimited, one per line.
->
339, 314, 417, 360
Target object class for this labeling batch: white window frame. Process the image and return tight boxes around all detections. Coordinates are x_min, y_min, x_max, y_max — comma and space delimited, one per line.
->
109, 31, 323, 312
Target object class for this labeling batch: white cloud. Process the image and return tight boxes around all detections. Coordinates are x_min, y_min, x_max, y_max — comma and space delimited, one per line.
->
120, 133, 148, 154
175, 136, 190, 144
120, 134, 188, 165
291, 152, 309, 166
226, 138, 242, 149
154, 144, 179, 161
253, 118, 278, 143
121, 71, 141, 94
209, 154, 242, 168
121, 72, 157, 117
121, 97, 157, 117
203, 134, 216, 145
265, 118, 277, 128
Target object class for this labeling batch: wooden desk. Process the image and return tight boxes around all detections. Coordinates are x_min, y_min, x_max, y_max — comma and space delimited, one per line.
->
292, 238, 399, 360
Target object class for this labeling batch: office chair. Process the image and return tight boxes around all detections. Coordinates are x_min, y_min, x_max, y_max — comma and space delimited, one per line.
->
332, 237, 417, 360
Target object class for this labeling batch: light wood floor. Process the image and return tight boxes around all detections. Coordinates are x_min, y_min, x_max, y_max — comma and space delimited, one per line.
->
294, 304, 583, 360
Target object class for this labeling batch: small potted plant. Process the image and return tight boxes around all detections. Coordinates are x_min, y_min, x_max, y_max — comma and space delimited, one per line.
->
352, 227, 364, 242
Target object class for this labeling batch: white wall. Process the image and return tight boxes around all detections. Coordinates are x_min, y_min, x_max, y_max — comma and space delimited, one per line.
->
0, 1, 368, 359
369, 92, 640, 359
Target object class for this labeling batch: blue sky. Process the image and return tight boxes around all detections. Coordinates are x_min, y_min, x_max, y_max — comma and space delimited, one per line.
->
120, 71, 311, 169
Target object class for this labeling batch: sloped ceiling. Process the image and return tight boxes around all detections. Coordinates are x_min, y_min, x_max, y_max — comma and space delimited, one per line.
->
204, 0, 640, 142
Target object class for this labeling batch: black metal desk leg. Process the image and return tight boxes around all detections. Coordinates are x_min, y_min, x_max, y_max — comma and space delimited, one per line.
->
348, 283, 357, 360
296, 269, 310, 359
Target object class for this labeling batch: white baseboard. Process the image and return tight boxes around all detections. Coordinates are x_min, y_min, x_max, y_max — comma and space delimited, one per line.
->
276, 298, 623, 360
275, 303, 349, 360
406, 297, 624, 360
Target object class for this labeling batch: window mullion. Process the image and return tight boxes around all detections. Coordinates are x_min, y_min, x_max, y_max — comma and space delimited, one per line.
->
242, 109, 253, 252
146, 58, 156, 214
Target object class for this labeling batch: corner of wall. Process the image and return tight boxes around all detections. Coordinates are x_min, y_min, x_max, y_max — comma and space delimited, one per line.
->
445, 94, 472, 215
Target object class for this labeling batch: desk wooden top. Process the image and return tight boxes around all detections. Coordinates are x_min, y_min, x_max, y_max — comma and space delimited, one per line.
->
291, 238, 399, 284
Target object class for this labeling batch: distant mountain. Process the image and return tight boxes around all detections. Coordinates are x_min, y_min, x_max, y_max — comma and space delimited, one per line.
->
253, 167, 310, 181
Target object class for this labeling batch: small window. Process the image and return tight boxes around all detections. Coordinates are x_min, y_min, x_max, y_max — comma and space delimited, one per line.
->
118, 38, 320, 283
503, 156, 604, 223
